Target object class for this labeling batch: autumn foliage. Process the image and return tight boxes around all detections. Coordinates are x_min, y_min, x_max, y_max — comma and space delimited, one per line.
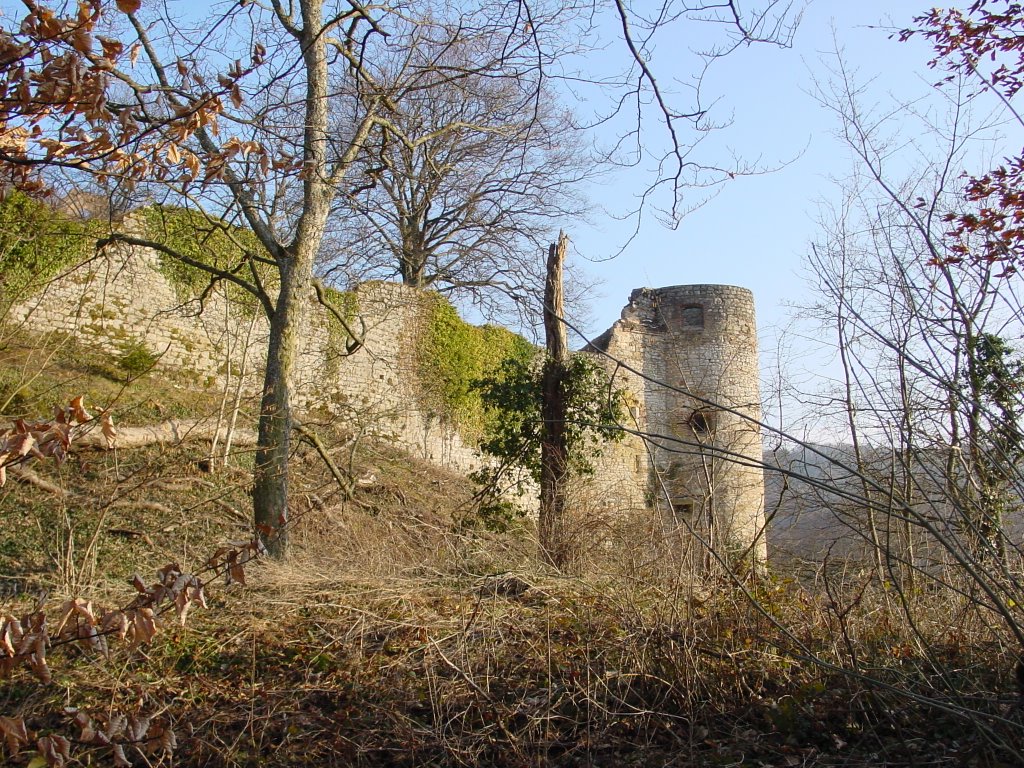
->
0, 0, 266, 197
0, 397, 269, 767
903, 1, 1024, 273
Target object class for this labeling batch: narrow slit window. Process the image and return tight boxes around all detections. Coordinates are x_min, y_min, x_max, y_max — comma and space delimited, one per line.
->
672, 501, 694, 522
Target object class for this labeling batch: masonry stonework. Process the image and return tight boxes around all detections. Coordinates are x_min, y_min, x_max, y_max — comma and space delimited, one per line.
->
12, 244, 765, 563
10, 239, 483, 475
587, 285, 766, 564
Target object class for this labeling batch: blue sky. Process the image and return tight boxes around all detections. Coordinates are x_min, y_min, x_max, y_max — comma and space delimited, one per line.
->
571, 1, 963, 343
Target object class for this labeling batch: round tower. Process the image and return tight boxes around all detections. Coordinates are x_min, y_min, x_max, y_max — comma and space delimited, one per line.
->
623, 284, 765, 565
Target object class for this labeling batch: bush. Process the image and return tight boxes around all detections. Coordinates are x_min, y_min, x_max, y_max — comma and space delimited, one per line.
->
116, 339, 159, 379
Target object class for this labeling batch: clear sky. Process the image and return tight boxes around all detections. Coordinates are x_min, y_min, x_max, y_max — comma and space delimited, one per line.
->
570, 0, 979, 345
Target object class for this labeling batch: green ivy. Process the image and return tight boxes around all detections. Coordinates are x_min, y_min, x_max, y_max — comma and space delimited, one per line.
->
0, 192, 99, 310
140, 205, 274, 316
475, 353, 627, 485
319, 285, 360, 376
417, 294, 535, 437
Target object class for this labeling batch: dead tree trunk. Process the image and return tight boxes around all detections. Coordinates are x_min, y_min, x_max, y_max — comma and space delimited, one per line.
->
540, 231, 571, 569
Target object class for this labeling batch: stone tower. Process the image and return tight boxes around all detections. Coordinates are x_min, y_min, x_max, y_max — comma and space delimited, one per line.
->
589, 284, 766, 565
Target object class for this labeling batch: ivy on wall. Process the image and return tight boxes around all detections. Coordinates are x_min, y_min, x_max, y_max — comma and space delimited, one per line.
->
0, 192, 100, 311
139, 205, 276, 316
417, 294, 536, 437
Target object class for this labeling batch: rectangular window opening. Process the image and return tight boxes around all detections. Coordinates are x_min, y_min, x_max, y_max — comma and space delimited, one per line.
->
680, 305, 704, 328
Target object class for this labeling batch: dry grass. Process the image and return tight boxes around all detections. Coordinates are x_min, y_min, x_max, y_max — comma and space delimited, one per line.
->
2, 405, 1024, 765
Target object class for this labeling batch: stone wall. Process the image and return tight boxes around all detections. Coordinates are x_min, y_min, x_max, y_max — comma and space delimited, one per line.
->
10, 238, 483, 474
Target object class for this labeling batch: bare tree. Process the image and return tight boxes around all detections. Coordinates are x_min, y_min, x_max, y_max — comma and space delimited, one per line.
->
87, 2, 557, 554
321, 40, 592, 324
785, 51, 1024, 597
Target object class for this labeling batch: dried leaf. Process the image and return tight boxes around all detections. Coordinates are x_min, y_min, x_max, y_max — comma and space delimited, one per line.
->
99, 37, 123, 60
101, 610, 129, 640
0, 616, 19, 655
127, 715, 150, 743
116, 0, 141, 13
100, 411, 116, 448
130, 608, 157, 645
37, 734, 70, 767
158, 725, 177, 752
0, 715, 30, 754
8, 433, 35, 457
174, 588, 192, 625
30, 634, 51, 683
68, 396, 90, 425
111, 743, 130, 768
107, 713, 126, 739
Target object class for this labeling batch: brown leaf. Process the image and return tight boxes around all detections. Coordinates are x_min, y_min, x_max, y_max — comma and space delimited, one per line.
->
99, 37, 123, 60
173, 588, 190, 624
0, 715, 29, 755
68, 396, 90, 425
228, 562, 246, 586
157, 563, 183, 586
107, 713, 127, 739
112, 743, 131, 768
99, 411, 116, 448
30, 634, 51, 683
116, 0, 141, 13
130, 608, 158, 645
37, 734, 70, 766
157, 724, 177, 752
127, 715, 150, 743
100, 610, 129, 640
8, 433, 35, 457
0, 615, 22, 656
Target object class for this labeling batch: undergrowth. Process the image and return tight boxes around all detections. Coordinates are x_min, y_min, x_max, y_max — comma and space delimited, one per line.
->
1, 343, 1024, 767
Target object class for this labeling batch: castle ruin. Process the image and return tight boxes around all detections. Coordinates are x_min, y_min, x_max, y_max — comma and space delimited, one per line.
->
588, 285, 766, 565
10, 240, 766, 563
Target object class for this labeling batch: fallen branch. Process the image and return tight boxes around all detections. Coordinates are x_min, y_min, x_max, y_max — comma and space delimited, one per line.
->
75, 419, 258, 450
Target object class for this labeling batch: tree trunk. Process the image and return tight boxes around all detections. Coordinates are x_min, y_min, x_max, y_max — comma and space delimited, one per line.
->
250, 0, 334, 558
253, 262, 303, 557
539, 231, 570, 569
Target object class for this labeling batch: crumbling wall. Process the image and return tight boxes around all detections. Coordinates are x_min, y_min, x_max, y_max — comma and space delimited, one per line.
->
13, 242, 765, 562
10, 238, 481, 473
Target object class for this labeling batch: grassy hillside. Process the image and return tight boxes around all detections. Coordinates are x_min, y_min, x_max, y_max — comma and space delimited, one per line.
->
1, 336, 1023, 767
